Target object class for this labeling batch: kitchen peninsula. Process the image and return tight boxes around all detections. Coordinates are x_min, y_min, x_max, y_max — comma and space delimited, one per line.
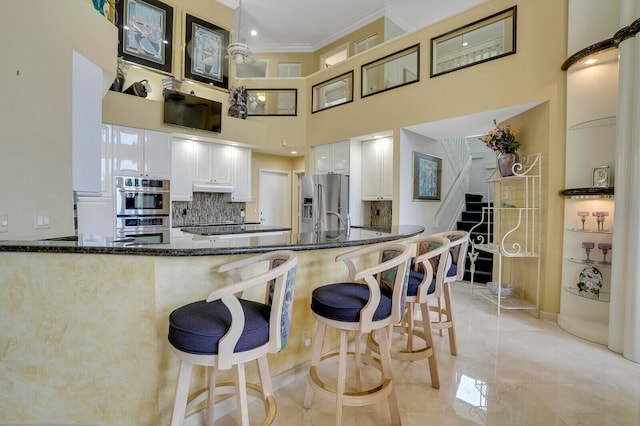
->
0, 225, 422, 425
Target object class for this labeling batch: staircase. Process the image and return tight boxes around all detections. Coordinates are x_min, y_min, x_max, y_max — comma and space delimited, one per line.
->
457, 193, 493, 284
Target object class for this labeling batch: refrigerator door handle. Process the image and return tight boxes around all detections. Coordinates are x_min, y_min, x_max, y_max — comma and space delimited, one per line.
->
314, 183, 323, 233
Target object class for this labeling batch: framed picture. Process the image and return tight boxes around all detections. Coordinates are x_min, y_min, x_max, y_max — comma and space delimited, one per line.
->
184, 13, 230, 89
412, 152, 442, 201
246, 89, 297, 116
312, 71, 354, 113
361, 44, 419, 98
431, 6, 516, 77
593, 165, 610, 188
116, 0, 174, 73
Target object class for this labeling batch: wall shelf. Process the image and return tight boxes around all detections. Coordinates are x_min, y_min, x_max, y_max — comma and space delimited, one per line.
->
563, 286, 610, 303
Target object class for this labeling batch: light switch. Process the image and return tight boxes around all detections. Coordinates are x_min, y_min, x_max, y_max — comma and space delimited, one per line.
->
0, 214, 8, 233
35, 213, 50, 229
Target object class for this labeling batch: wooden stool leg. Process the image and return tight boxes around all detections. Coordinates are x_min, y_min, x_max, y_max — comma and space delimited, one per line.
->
377, 327, 400, 426
170, 360, 193, 426
444, 283, 457, 356
257, 356, 276, 423
304, 322, 326, 408
236, 363, 250, 426
205, 366, 217, 426
354, 331, 363, 392
420, 303, 440, 389
336, 329, 348, 426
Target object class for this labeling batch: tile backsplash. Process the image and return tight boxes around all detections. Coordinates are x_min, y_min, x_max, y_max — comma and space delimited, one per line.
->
369, 200, 392, 227
172, 193, 245, 226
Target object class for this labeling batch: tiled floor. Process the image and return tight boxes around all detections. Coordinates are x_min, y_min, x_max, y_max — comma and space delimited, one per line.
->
217, 281, 640, 425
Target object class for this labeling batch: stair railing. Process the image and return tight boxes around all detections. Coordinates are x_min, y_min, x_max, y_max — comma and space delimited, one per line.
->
433, 137, 472, 229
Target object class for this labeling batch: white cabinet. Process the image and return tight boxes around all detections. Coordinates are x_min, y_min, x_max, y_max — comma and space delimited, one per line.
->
76, 197, 114, 237
194, 142, 232, 186
171, 139, 194, 201
361, 138, 393, 200
469, 153, 542, 316
313, 140, 349, 175
113, 125, 171, 179
99, 123, 113, 196
231, 147, 252, 202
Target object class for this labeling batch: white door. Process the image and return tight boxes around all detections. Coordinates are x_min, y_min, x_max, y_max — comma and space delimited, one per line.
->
259, 169, 291, 227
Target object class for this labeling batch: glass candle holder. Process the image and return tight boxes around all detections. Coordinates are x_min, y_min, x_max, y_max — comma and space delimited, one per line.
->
577, 211, 589, 230
598, 242, 612, 264
582, 241, 595, 263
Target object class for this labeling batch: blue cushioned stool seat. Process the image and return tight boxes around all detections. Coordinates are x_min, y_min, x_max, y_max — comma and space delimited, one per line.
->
310, 283, 392, 323
408, 270, 436, 296
169, 299, 271, 355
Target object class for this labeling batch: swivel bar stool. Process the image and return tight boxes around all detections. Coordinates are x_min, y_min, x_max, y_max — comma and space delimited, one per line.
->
303, 242, 411, 425
167, 250, 298, 426
366, 234, 450, 389
427, 230, 469, 356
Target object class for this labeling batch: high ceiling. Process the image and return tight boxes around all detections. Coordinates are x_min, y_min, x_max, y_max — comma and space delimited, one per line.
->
217, 0, 489, 53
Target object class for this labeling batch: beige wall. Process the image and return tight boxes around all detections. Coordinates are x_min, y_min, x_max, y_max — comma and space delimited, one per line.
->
0, 0, 116, 241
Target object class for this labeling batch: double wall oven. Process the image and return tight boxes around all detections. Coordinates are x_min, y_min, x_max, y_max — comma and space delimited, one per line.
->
115, 177, 170, 244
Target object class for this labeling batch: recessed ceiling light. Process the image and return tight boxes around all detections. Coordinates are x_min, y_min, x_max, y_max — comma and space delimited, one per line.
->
290, 151, 297, 155
250, 30, 258, 36
462, 42, 468, 47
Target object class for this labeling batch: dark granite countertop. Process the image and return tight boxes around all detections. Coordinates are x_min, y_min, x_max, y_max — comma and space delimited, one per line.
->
179, 224, 290, 236
0, 225, 424, 256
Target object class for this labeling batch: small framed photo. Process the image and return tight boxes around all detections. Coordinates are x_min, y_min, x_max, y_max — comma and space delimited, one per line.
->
116, 0, 174, 73
184, 14, 230, 89
412, 152, 442, 201
593, 166, 610, 188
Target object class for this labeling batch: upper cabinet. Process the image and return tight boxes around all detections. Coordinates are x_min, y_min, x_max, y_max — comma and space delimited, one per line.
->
361, 138, 393, 200
194, 142, 233, 186
113, 125, 171, 179
313, 140, 349, 175
231, 147, 252, 202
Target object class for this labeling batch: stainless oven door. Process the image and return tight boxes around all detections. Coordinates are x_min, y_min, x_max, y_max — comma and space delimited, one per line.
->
115, 228, 170, 245
116, 189, 170, 216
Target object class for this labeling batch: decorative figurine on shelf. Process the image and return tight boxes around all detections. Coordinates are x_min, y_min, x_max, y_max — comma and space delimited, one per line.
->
228, 85, 248, 119
598, 243, 612, 264
592, 211, 609, 232
582, 241, 595, 263
577, 266, 603, 297
577, 211, 589, 230
482, 119, 521, 177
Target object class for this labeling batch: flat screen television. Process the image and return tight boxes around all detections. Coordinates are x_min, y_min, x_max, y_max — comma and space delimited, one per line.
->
163, 91, 222, 133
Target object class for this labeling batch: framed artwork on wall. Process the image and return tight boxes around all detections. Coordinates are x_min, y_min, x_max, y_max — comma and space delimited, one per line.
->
593, 165, 610, 188
183, 13, 230, 89
412, 152, 442, 201
116, 0, 174, 73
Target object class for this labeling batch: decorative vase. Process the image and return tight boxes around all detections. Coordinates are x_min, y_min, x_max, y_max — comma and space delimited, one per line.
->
228, 104, 247, 119
497, 152, 519, 177
110, 75, 125, 92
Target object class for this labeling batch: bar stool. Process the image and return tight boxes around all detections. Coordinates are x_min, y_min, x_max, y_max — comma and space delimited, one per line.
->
167, 250, 298, 426
427, 230, 469, 356
366, 234, 450, 389
303, 241, 411, 425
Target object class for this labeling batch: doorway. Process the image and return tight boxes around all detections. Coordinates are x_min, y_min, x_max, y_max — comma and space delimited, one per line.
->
259, 169, 291, 226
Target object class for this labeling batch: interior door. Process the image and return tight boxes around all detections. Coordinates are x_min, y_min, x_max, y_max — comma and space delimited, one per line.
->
259, 169, 291, 226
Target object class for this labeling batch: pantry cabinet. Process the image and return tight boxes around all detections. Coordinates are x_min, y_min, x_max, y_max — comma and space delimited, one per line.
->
231, 147, 252, 202
112, 125, 171, 179
171, 138, 193, 201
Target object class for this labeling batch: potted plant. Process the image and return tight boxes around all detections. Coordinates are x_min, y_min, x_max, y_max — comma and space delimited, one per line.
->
482, 120, 521, 176
110, 57, 129, 92
228, 85, 248, 119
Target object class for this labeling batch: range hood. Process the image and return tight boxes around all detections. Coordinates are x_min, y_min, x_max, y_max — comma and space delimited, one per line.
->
192, 183, 234, 193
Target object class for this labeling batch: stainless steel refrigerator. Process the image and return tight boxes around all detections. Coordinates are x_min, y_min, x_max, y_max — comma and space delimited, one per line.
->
301, 174, 349, 233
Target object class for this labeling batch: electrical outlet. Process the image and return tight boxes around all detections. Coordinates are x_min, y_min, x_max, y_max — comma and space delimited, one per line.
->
35, 213, 50, 229
0, 214, 8, 233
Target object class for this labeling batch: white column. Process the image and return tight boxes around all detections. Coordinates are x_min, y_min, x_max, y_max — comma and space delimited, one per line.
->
608, 0, 640, 362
